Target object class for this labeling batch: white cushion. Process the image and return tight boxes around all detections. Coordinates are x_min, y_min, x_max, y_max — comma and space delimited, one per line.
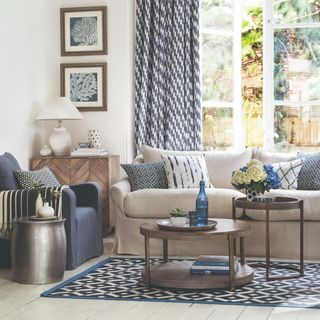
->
142, 145, 203, 163
271, 159, 303, 190
245, 189, 320, 221
124, 188, 244, 219
253, 148, 297, 164
205, 148, 253, 189
161, 154, 211, 188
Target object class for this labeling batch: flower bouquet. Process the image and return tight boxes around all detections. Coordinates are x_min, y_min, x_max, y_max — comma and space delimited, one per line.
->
231, 159, 281, 202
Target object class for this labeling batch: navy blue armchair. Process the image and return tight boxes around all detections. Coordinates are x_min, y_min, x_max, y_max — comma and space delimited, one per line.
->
0, 153, 103, 270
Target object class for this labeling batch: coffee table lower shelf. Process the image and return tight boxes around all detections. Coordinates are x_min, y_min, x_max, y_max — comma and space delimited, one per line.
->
141, 260, 254, 289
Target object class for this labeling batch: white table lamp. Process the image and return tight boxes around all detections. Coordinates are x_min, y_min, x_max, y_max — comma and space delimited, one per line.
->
36, 97, 84, 156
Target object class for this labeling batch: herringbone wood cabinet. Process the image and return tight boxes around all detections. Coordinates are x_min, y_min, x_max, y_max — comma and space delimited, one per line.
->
32, 155, 120, 236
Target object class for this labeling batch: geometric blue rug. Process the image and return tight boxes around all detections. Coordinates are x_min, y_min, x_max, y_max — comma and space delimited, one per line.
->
41, 257, 320, 308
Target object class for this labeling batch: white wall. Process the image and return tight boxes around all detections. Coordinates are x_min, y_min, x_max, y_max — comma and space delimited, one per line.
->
0, 0, 134, 169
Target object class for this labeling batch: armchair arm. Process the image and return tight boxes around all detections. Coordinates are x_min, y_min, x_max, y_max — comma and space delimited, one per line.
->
69, 182, 102, 213
110, 177, 131, 212
61, 187, 77, 224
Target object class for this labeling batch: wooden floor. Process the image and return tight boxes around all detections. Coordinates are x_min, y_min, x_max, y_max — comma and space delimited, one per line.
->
1, 237, 320, 320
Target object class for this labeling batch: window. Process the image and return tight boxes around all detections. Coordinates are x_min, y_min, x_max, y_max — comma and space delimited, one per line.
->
201, 0, 320, 152
201, 0, 242, 150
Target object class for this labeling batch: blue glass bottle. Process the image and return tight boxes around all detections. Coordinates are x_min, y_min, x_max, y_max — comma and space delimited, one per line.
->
196, 181, 208, 226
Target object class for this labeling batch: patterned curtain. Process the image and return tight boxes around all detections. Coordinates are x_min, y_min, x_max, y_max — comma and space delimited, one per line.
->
134, 0, 201, 155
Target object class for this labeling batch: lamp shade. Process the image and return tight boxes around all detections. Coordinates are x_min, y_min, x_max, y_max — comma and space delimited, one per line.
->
36, 97, 84, 121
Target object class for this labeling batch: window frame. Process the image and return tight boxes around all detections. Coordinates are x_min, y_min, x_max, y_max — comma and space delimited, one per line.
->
263, 0, 320, 150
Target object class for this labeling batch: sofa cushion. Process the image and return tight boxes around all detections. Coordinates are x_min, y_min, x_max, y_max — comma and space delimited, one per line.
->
253, 149, 297, 164
124, 188, 244, 219
141, 145, 253, 190
297, 152, 320, 190
205, 148, 253, 189
142, 145, 203, 163
0, 153, 21, 191
271, 159, 303, 190
245, 189, 320, 221
121, 162, 168, 191
161, 155, 211, 188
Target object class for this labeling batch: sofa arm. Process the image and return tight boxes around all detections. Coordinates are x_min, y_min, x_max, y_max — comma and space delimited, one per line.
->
110, 178, 131, 212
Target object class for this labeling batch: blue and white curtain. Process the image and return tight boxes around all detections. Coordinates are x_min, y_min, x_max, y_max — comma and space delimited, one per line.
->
134, 0, 201, 155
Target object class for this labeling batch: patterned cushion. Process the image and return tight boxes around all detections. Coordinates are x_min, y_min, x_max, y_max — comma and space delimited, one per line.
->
161, 154, 211, 189
14, 167, 60, 189
121, 162, 168, 191
271, 159, 303, 190
297, 152, 320, 190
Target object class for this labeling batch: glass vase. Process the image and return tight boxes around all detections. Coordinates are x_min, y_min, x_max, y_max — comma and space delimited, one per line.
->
196, 181, 208, 225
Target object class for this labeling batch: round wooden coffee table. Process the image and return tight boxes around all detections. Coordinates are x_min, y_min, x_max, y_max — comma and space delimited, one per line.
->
140, 218, 254, 291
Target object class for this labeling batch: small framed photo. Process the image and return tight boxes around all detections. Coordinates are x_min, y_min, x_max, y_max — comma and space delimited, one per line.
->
60, 6, 107, 56
61, 63, 107, 111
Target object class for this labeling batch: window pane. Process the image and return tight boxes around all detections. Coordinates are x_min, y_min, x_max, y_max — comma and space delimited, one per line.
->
242, 3, 263, 147
274, 28, 320, 101
274, 105, 320, 152
201, 34, 233, 102
244, 101, 264, 147
202, 107, 233, 150
274, 0, 320, 24
201, 0, 233, 30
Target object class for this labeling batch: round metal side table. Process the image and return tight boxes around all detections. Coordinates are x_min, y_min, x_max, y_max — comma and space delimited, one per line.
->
11, 217, 66, 284
232, 196, 304, 281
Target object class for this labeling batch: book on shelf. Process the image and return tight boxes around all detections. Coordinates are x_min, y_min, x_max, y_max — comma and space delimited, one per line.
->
71, 148, 108, 157
194, 255, 236, 266
190, 255, 239, 275
190, 262, 239, 272
190, 268, 238, 275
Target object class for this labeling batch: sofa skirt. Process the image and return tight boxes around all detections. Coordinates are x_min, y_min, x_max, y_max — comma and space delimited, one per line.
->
115, 214, 319, 260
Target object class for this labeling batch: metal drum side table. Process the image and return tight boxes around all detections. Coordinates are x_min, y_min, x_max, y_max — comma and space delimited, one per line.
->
232, 196, 304, 281
11, 217, 66, 284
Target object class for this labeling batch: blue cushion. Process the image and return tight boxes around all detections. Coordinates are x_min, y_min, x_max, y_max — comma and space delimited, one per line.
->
14, 166, 60, 189
0, 153, 21, 191
297, 152, 320, 190
121, 162, 168, 191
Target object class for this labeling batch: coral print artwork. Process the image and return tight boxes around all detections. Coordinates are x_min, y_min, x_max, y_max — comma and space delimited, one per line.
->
60, 6, 107, 56
61, 63, 107, 111
70, 17, 98, 46
70, 73, 98, 102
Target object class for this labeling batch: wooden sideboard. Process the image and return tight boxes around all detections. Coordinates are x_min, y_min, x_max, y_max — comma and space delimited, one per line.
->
32, 155, 120, 236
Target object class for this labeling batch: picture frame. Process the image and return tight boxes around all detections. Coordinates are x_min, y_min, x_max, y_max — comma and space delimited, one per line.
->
60, 6, 107, 56
61, 63, 107, 111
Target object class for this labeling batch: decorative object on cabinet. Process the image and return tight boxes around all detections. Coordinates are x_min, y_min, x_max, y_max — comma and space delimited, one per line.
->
61, 63, 107, 111
36, 97, 83, 156
71, 148, 107, 157
60, 6, 107, 56
40, 145, 52, 157
32, 155, 120, 235
88, 129, 102, 148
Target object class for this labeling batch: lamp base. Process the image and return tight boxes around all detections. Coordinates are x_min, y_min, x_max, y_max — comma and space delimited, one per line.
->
49, 127, 71, 156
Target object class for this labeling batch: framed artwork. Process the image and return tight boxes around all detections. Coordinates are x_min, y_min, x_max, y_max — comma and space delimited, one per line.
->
61, 63, 107, 111
60, 6, 107, 56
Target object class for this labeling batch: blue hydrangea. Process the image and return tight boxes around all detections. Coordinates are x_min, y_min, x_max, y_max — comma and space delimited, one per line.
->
263, 164, 281, 190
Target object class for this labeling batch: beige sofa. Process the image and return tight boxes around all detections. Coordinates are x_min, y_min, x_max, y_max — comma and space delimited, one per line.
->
111, 146, 320, 260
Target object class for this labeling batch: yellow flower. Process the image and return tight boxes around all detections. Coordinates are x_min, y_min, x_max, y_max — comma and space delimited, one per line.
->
232, 170, 249, 185
246, 165, 267, 182
247, 159, 263, 168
